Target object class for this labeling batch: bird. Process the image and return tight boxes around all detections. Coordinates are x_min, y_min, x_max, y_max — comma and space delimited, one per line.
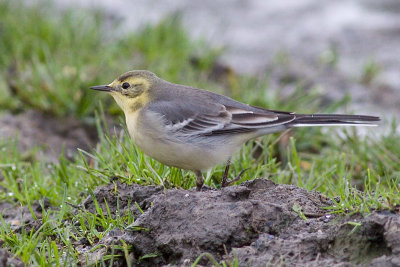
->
90, 70, 380, 191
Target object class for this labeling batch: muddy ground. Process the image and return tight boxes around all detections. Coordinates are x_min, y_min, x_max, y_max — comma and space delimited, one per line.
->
75, 179, 399, 266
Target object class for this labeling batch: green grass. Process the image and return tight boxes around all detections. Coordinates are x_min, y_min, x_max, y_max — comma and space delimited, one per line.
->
0, 1, 399, 266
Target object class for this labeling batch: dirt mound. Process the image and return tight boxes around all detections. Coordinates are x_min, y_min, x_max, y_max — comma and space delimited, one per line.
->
80, 179, 400, 266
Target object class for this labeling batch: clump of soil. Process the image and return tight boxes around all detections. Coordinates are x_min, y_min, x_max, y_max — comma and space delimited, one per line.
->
80, 179, 400, 266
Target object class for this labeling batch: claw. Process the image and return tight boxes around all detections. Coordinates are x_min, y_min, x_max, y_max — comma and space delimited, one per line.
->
222, 168, 249, 187
195, 170, 204, 191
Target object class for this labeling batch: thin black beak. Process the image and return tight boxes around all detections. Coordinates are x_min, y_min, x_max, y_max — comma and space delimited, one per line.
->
90, 85, 113, 92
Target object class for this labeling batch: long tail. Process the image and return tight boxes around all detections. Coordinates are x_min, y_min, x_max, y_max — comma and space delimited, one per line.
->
289, 114, 380, 127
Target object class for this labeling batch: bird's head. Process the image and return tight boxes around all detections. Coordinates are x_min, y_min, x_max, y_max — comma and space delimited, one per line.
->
90, 70, 158, 113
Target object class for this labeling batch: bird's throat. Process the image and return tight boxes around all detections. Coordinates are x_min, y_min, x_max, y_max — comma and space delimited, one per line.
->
111, 92, 149, 114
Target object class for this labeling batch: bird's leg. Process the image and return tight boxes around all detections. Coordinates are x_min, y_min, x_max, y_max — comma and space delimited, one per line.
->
221, 159, 232, 187
221, 159, 249, 187
194, 170, 204, 191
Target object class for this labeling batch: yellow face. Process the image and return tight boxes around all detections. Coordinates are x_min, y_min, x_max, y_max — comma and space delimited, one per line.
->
91, 70, 158, 114
108, 76, 151, 113
91, 73, 152, 114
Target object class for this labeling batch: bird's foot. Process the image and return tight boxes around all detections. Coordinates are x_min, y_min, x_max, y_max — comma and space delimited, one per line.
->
196, 183, 203, 192
195, 170, 204, 192
221, 168, 249, 187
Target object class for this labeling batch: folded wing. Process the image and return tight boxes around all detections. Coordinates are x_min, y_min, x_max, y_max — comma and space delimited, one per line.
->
146, 100, 296, 138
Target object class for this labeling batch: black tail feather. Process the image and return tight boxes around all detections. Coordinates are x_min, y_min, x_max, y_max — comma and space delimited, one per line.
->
290, 114, 380, 126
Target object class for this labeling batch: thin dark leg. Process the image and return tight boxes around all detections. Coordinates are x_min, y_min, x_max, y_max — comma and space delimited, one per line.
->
221, 159, 231, 187
195, 170, 204, 191
221, 158, 249, 187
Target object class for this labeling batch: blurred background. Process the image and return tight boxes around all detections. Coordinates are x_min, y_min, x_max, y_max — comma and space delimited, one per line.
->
61, 0, 400, 118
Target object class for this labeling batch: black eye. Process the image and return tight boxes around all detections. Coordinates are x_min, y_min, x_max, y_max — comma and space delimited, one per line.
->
122, 82, 130, 89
